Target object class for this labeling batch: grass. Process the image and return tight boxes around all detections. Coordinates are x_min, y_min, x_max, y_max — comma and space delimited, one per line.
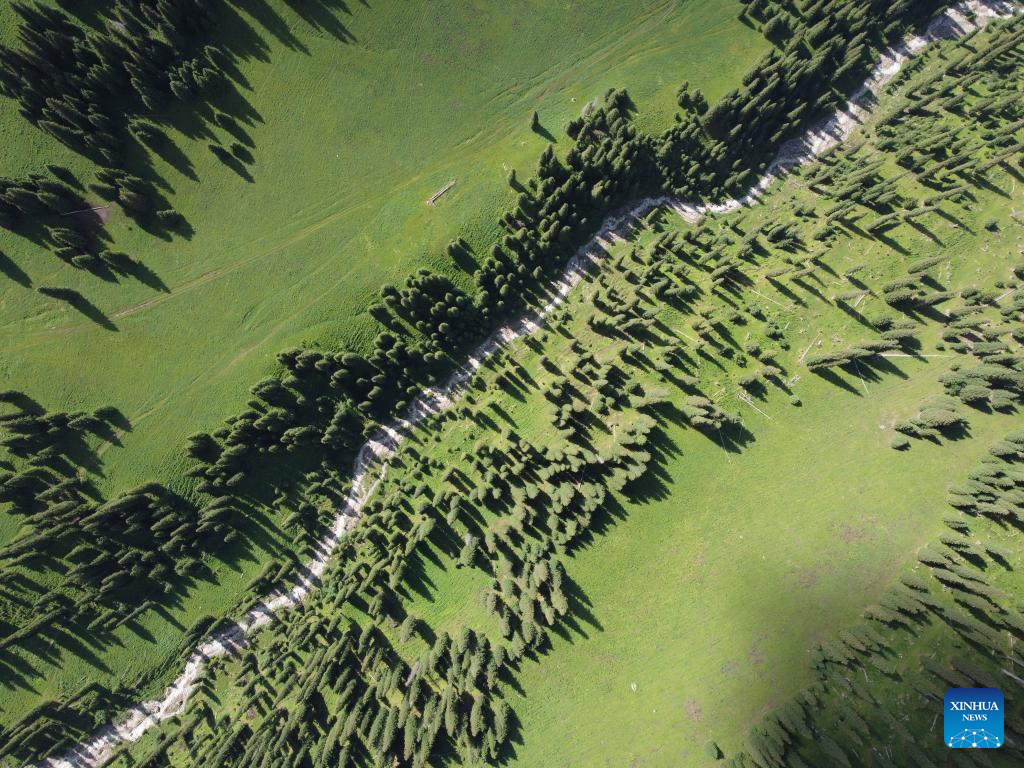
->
116, 93, 1024, 762
315, 30, 1024, 763
0, 0, 763, 503
782, 498, 1024, 768
0, 0, 768, 730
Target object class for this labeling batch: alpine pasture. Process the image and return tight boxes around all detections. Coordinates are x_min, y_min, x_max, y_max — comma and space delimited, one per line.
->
4, 1, 1024, 767
0, 0, 763, 732
90, 10, 1024, 766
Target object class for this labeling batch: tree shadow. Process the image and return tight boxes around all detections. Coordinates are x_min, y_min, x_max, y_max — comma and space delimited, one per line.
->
115, 256, 171, 293
766, 277, 807, 307
209, 144, 256, 183
36, 287, 117, 331
281, 0, 356, 43
857, 355, 910, 382
0, 250, 32, 287
448, 238, 478, 273
904, 217, 944, 246
138, 128, 199, 182
234, 0, 312, 54
834, 299, 875, 330
531, 118, 557, 143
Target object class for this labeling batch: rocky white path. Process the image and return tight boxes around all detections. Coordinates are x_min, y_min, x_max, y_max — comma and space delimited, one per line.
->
40, 2, 1015, 765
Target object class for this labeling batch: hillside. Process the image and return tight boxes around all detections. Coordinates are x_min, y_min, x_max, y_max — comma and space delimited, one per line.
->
2, 1, 1023, 767
0, 0, 764, 739
80, 8, 1024, 765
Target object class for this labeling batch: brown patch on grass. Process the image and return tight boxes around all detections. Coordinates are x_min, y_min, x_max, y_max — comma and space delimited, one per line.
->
689, 551, 707, 585
68, 202, 111, 227
839, 523, 868, 543
747, 644, 765, 666
792, 565, 821, 589
683, 698, 704, 722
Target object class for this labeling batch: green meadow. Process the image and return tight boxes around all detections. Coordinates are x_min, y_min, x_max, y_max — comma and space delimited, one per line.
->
5, 2, 1024, 765
0, 0, 764, 503
0, 0, 766, 730
111, 23, 1024, 759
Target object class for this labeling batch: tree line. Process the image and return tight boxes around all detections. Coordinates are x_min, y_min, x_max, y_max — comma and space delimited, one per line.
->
186, 0, 958, 499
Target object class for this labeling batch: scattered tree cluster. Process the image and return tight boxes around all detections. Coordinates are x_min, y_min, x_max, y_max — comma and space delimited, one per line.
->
0, 0, 250, 262
893, 394, 967, 443
938, 288, 1024, 411
82, 338, 671, 768
804, 338, 901, 371
0, 1, 220, 164
0, 393, 266, 688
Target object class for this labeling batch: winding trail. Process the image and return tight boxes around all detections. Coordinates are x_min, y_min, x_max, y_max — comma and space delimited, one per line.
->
39, 2, 1014, 765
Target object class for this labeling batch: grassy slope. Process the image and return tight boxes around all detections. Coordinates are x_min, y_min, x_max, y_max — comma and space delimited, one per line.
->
416, 303, 1020, 764
383, 64, 1024, 767
506, 377, 1016, 767
776, 498, 1024, 768
100, 16, 1024, 768
111, 61, 1024, 766
0, 0, 767, 729
0, 0, 764, 502
503, 204, 1024, 757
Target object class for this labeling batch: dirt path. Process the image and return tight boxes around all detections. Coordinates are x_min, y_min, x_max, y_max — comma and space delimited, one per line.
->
39, 3, 1013, 766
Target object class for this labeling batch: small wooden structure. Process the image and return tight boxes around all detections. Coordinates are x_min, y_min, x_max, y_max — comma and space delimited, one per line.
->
426, 179, 456, 206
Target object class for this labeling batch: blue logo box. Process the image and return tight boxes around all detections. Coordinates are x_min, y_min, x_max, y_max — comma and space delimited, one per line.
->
944, 688, 1003, 748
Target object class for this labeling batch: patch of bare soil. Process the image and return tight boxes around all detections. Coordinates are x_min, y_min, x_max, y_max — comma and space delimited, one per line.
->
683, 698, 704, 722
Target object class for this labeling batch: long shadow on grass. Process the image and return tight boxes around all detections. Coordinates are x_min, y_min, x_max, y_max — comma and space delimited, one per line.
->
0, 250, 32, 287
1, 0, 366, 294
811, 366, 864, 397
36, 287, 117, 331
282, 0, 356, 42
